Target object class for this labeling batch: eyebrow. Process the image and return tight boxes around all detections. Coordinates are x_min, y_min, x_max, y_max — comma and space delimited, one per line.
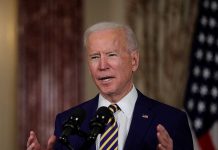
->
89, 52, 100, 56
88, 49, 119, 56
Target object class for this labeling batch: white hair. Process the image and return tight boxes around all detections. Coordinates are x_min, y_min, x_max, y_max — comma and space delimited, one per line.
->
83, 22, 138, 51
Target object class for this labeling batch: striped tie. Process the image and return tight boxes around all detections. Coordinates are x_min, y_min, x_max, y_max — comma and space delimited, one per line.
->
100, 104, 120, 150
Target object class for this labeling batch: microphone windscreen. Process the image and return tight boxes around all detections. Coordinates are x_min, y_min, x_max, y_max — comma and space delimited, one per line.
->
90, 106, 113, 129
59, 107, 86, 146
96, 106, 112, 119
69, 107, 86, 125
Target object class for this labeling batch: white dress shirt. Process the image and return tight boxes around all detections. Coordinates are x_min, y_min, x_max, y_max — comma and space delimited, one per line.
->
96, 86, 138, 150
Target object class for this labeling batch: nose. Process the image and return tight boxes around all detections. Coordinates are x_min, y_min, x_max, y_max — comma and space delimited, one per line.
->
99, 56, 109, 71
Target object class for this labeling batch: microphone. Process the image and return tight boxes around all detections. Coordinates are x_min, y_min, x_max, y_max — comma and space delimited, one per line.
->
59, 107, 86, 148
80, 106, 113, 149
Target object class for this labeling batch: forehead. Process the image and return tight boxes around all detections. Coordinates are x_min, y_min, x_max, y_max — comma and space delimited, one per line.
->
87, 28, 127, 50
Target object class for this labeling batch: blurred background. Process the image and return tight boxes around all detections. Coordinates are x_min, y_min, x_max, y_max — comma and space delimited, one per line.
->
0, 0, 217, 149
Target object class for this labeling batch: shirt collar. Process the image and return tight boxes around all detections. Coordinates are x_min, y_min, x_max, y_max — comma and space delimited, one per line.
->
98, 85, 138, 119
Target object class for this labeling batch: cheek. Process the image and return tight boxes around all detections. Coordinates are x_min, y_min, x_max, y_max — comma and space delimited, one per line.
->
88, 63, 97, 76
116, 62, 133, 77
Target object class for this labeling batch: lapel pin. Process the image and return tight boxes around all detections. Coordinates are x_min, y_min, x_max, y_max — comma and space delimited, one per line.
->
142, 114, 149, 119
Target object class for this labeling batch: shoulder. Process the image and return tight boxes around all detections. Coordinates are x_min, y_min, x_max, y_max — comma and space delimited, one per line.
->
136, 90, 193, 149
136, 89, 187, 118
136, 89, 190, 135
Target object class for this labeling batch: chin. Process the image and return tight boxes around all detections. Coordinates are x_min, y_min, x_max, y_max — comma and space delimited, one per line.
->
99, 88, 116, 96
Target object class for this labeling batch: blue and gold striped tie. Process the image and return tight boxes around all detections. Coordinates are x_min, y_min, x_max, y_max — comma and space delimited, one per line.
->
100, 104, 120, 150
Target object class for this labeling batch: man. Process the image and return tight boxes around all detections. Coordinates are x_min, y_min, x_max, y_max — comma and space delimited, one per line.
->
27, 22, 193, 150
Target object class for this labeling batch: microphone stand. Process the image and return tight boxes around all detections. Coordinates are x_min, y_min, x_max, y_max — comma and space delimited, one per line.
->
59, 136, 74, 150
65, 141, 74, 150
79, 127, 102, 150
79, 131, 93, 150
59, 129, 88, 150
79, 140, 93, 150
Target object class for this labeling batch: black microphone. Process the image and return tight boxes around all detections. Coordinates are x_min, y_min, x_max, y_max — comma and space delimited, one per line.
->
59, 107, 86, 148
80, 106, 113, 149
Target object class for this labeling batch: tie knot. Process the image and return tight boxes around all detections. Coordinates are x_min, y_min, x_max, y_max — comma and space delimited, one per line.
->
108, 104, 120, 114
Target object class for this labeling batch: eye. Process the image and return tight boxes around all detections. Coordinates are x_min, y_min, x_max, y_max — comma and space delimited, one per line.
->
91, 56, 99, 60
108, 53, 117, 57
90, 55, 100, 60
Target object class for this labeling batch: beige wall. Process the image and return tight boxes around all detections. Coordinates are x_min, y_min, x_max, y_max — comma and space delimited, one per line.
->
84, 0, 126, 100
0, 0, 18, 149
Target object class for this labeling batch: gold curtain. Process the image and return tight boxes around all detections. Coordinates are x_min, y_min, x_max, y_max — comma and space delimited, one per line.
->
18, 0, 83, 149
127, 0, 199, 108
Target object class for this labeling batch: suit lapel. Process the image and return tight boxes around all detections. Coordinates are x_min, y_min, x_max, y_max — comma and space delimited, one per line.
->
124, 90, 155, 149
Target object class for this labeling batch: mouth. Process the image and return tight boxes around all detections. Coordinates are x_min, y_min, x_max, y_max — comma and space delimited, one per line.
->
98, 76, 115, 82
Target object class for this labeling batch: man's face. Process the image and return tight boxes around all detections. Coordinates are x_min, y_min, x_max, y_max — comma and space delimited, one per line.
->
86, 28, 139, 101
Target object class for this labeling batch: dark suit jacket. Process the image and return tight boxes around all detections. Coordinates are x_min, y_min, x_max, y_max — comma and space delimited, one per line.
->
54, 90, 193, 150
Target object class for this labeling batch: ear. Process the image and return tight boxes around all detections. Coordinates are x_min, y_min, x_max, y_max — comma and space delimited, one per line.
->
131, 50, 139, 72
